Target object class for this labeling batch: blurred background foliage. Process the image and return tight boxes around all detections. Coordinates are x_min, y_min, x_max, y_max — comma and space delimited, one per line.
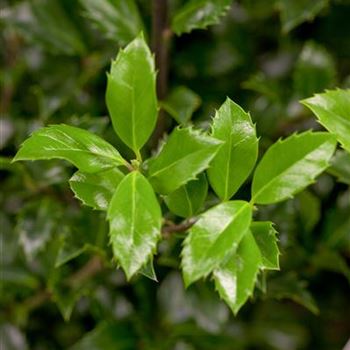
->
1, 0, 350, 349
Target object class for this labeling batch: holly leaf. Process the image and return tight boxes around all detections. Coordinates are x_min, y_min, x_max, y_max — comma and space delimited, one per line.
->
70, 322, 137, 350
278, 0, 329, 33
147, 127, 222, 194
13, 124, 126, 173
107, 172, 162, 280
251, 222, 280, 270
171, 0, 233, 35
181, 200, 252, 287
16, 198, 62, 261
302, 89, 350, 154
328, 150, 350, 185
106, 35, 157, 155
164, 173, 208, 218
267, 272, 319, 314
252, 131, 336, 204
207, 98, 258, 200
69, 168, 125, 210
293, 41, 336, 98
213, 231, 261, 315
80, 0, 144, 45
161, 86, 201, 125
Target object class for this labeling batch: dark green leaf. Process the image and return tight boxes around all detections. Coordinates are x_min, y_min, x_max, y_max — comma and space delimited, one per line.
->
207, 98, 258, 200
10, 0, 85, 55
181, 200, 252, 287
213, 231, 261, 315
70, 322, 137, 350
328, 150, 350, 185
295, 190, 321, 233
148, 127, 222, 194
267, 272, 319, 314
293, 41, 336, 98
164, 173, 208, 218
16, 198, 62, 260
311, 247, 350, 284
106, 35, 157, 155
69, 168, 124, 210
172, 0, 233, 35
13, 124, 126, 173
162, 86, 201, 125
80, 0, 144, 45
302, 89, 350, 153
278, 0, 329, 33
251, 221, 280, 270
107, 172, 162, 280
252, 131, 336, 204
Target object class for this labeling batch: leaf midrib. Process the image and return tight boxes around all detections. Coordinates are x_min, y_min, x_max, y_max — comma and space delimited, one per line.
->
149, 144, 217, 179
252, 140, 329, 201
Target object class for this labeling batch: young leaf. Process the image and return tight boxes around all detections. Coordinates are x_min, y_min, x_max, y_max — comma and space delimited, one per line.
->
302, 89, 350, 153
147, 127, 222, 194
251, 222, 280, 270
251, 131, 336, 205
213, 231, 262, 315
278, 0, 329, 33
207, 98, 258, 200
106, 35, 157, 156
171, 0, 233, 35
164, 173, 208, 218
161, 86, 201, 125
13, 124, 126, 173
69, 168, 124, 211
181, 200, 252, 287
80, 0, 144, 45
107, 172, 161, 280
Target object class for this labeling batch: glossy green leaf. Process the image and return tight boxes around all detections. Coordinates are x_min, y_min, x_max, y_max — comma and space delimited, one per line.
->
181, 200, 252, 287
207, 98, 258, 200
164, 173, 208, 218
106, 35, 157, 155
70, 322, 137, 350
328, 150, 350, 185
293, 41, 336, 98
278, 0, 329, 33
80, 0, 144, 45
252, 131, 336, 204
172, 0, 233, 35
302, 89, 350, 153
13, 124, 126, 173
162, 86, 201, 125
251, 222, 280, 270
148, 127, 222, 194
69, 168, 124, 210
213, 231, 261, 315
107, 172, 161, 280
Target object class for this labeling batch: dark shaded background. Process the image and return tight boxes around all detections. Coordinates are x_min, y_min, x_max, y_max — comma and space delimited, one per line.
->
1, 1, 350, 349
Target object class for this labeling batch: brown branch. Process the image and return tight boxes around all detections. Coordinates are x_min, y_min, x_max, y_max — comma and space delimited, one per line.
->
162, 218, 197, 237
18, 221, 197, 314
149, 0, 172, 148
20, 256, 105, 314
